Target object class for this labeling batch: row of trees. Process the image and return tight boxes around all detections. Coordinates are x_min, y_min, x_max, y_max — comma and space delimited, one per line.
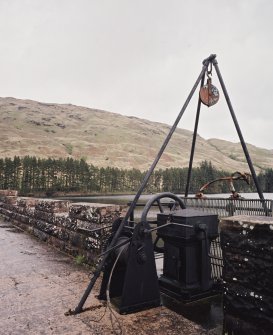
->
0, 156, 272, 195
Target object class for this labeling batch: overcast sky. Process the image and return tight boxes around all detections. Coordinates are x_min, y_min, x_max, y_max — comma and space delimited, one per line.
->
1, 0, 273, 150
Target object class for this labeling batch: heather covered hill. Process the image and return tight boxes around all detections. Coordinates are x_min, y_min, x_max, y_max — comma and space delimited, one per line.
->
0, 97, 272, 172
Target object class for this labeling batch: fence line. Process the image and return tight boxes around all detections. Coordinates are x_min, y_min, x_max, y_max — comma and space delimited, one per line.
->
182, 197, 273, 217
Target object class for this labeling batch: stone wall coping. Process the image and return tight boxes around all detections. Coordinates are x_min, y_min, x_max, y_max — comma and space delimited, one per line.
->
220, 214, 273, 227
37, 198, 71, 203
0, 190, 18, 196
69, 202, 123, 208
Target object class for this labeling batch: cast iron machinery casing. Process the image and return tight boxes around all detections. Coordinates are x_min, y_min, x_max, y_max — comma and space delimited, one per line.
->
157, 208, 219, 301
98, 220, 161, 314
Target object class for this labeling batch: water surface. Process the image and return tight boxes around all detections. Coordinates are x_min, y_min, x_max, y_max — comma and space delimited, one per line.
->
58, 192, 273, 205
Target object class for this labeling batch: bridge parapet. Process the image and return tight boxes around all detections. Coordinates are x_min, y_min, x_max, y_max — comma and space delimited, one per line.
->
0, 192, 127, 264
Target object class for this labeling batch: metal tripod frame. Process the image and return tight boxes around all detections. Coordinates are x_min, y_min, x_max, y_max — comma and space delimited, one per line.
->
184, 56, 267, 210
71, 53, 267, 315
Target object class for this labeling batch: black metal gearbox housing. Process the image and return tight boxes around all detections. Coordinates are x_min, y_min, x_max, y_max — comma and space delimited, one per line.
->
157, 208, 219, 240
157, 208, 219, 301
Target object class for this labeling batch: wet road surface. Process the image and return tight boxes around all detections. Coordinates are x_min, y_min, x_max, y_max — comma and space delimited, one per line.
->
0, 218, 217, 335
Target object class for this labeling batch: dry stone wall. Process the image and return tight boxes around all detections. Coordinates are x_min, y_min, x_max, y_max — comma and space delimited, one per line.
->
0, 190, 127, 264
220, 215, 273, 335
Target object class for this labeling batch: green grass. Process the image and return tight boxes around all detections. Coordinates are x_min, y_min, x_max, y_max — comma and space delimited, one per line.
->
64, 143, 73, 155
75, 255, 86, 265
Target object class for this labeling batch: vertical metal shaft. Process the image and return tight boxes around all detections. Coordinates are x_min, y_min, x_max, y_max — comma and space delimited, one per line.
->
184, 73, 205, 197
212, 58, 268, 214
72, 55, 213, 314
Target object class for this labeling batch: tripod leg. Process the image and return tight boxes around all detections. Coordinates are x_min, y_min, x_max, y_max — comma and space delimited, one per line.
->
185, 73, 206, 197
212, 58, 269, 214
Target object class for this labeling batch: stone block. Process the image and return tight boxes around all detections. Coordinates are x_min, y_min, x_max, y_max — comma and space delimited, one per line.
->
13, 213, 29, 224
84, 233, 101, 250
69, 203, 100, 222
3, 196, 17, 205
18, 197, 39, 207
57, 228, 69, 241
35, 199, 71, 213
34, 210, 55, 223
64, 245, 78, 257
0, 190, 18, 197
30, 218, 59, 237
76, 219, 101, 231
69, 202, 127, 225
33, 228, 48, 242
220, 215, 273, 333
49, 236, 66, 251
69, 231, 83, 248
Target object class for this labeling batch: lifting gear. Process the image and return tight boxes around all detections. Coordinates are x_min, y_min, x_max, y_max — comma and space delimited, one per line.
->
68, 54, 268, 316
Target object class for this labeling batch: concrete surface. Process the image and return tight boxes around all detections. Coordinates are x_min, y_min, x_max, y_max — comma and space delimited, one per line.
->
0, 218, 219, 335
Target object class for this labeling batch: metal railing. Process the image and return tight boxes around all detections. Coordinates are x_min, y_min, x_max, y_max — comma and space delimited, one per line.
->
210, 237, 223, 283
183, 197, 273, 217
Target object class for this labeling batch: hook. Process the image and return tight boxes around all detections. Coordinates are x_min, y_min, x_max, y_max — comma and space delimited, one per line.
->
206, 62, 212, 78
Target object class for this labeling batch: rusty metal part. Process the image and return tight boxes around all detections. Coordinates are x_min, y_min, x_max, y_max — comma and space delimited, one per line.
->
196, 172, 251, 198
199, 78, 220, 107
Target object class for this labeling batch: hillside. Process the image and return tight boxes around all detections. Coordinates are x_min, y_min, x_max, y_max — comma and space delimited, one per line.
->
0, 97, 272, 172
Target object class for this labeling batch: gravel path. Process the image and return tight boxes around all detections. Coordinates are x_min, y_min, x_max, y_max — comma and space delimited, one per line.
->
0, 218, 219, 335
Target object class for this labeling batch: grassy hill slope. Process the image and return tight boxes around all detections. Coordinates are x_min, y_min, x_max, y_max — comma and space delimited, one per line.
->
0, 97, 272, 172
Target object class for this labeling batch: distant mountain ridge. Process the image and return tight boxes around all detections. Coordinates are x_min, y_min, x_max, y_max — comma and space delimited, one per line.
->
0, 97, 272, 172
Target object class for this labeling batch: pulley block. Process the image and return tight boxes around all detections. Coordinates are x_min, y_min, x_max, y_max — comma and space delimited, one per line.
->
200, 77, 220, 107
